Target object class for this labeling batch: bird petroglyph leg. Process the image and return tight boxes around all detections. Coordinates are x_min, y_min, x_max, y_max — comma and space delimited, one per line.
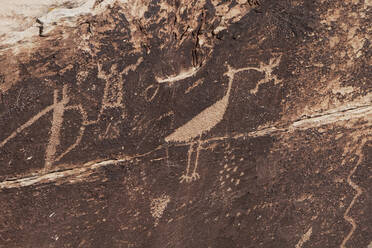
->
179, 142, 195, 183
191, 137, 202, 181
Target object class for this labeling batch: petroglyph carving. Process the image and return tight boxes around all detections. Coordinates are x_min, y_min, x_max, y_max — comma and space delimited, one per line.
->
341, 133, 370, 248
97, 63, 125, 118
121, 57, 144, 75
165, 62, 263, 183
151, 194, 170, 227
250, 55, 281, 94
95, 57, 143, 119
55, 125, 85, 163
53, 58, 145, 159
0, 84, 71, 173
0, 101, 370, 189
99, 121, 121, 140
53, 104, 91, 163
156, 67, 200, 84
44, 85, 70, 172
0, 56, 145, 171
185, 78, 204, 94
219, 150, 241, 190
228, 55, 282, 95
0, 104, 55, 149
144, 84, 160, 102
296, 227, 313, 248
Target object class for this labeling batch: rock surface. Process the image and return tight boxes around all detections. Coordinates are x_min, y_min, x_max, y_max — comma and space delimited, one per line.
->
0, 0, 371, 247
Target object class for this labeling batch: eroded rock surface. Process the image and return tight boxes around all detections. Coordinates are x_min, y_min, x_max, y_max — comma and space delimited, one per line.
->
0, 0, 371, 247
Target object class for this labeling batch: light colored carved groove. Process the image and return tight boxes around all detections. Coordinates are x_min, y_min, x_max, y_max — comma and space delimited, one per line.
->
0, 104, 55, 148
295, 227, 313, 248
156, 67, 200, 84
340, 136, 368, 248
0, 103, 370, 189
44, 85, 69, 172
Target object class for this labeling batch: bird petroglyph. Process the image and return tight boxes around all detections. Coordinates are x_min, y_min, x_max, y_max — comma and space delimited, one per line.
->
164, 62, 275, 183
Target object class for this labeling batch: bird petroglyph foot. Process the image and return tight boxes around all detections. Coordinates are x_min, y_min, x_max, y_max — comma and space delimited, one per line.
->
179, 174, 193, 183
179, 172, 200, 183
190, 172, 200, 181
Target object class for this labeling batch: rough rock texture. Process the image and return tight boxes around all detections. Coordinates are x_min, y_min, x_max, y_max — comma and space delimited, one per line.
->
0, 0, 371, 247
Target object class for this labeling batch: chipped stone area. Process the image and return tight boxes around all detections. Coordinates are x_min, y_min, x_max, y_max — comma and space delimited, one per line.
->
0, 0, 371, 247
150, 194, 170, 226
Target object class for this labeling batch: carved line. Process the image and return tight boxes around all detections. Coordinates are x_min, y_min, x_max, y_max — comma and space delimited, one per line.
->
121, 57, 144, 75
340, 136, 368, 248
100, 122, 112, 140
193, 139, 202, 176
55, 126, 86, 163
250, 56, 282, 94
44, 85, 69, 172
185, 78, 204, 94
295, 227, 313, 248
144, 84, 159, 102
156, 67, 200, 84
0, 105, 55, 148
54, 104, 92, 162
51, 57, 146, 161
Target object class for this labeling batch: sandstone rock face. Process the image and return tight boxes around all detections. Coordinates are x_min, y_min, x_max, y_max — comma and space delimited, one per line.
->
0, 0, 371, 247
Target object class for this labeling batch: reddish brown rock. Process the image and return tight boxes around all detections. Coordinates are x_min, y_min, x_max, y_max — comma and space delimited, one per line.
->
0, 0, 371, 247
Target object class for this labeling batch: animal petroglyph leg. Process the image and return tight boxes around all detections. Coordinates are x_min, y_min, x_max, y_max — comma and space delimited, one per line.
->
55, 126, 86, 163
53, 103, 99, 163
